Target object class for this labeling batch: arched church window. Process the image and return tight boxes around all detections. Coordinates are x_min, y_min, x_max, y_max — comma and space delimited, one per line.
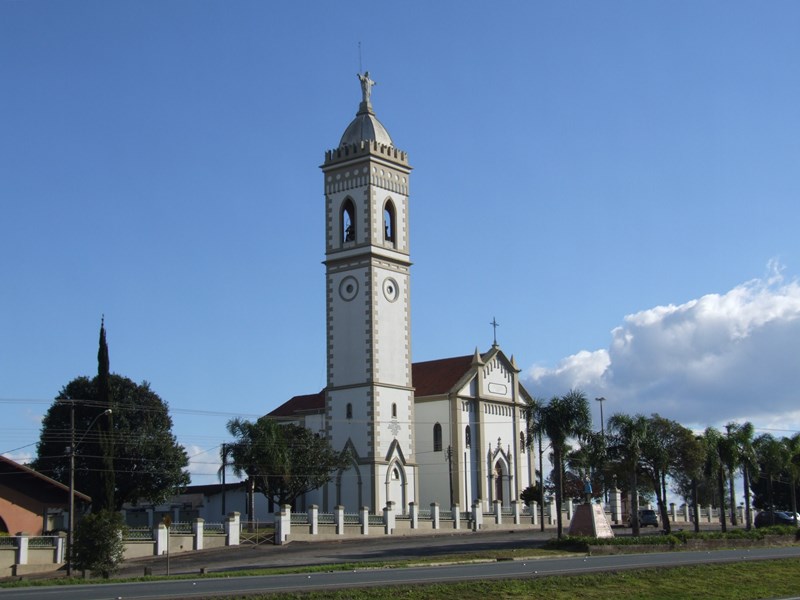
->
391, 403, 397, 418
392, 467, 400, 481
346, 403, 353, 420
433, 423, 442, 452
465, 425, 471, 448
520, 431, 525, 452
383, 200, 396, 244
342, 199, 355, 243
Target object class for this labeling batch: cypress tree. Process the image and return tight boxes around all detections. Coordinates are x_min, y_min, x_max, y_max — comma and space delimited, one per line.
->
96, 317, 116, 511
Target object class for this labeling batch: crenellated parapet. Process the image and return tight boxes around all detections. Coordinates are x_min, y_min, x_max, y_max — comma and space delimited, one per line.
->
324, 140, 409, 167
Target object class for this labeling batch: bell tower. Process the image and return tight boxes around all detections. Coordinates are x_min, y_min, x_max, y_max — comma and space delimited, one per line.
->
321, 73, 417, 513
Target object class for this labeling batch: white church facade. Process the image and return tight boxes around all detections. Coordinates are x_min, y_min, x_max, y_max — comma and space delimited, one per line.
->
267, 74, 535, 514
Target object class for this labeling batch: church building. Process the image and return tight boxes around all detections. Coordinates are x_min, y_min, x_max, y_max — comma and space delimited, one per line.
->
268, 74, 535, 514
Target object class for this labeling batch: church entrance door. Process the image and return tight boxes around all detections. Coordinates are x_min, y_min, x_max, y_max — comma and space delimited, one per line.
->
494, 464, 503, 504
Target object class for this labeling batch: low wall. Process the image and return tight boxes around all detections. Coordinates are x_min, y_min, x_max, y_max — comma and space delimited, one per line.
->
0, 536, 64, 578
123, 541, 156, 559
0, 547, 15, 579
277, 502, 539, 544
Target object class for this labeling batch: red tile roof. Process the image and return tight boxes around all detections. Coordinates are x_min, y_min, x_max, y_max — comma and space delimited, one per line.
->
267, 354, 479, 418
267, 391, 324, 417
0, 455, 91, 504
412, 354, 475, 397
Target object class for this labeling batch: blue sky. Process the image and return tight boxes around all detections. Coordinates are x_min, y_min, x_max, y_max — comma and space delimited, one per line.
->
2, 1, 799, 484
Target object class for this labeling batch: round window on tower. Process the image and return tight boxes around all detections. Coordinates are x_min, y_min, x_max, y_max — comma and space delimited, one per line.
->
339, 276, 359, 301
382, 277, 399, 302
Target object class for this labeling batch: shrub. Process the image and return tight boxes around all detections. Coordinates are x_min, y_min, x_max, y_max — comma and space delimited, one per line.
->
71, 510, 126, 577
520, 485, 541, 506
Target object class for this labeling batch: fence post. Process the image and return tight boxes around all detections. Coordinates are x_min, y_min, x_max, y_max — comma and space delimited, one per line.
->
430, 502, 440, 530
335, 505, 345, 535
384, 501, 396, 534
530, 501, 538, 525
275, 505, 291, 545
707, 505, 713, 523
360, 506, 369, 535
452, 503, 460, 530
512, 500, 521, 525
225, 512, 240, 546
609, 488, 621, 524
308, 505, 318, 535
409, 502, 418, 529
16, 534, 29, 566
193, 518, 204, 550
472, 500, 482, 531
56, 532, 66, 564
155, 523, 168, 555
566, 499, 574, 521
494, 499, 502, 524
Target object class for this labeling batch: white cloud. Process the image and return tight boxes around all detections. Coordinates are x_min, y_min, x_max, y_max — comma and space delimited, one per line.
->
525, 261, 800, 432
2, 451, 35, 465
185, 444, 223, 483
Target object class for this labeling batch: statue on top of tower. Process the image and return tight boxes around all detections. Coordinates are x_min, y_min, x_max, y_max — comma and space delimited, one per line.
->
358, 71, 376, 105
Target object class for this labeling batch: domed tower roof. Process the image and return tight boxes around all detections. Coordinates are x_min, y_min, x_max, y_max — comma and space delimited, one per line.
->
339, 72, 394, 148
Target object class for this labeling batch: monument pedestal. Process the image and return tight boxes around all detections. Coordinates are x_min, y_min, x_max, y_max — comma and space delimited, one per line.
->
568, 503, 614, 538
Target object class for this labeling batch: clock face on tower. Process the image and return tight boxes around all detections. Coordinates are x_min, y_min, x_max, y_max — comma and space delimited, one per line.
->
382, 277, 399, 302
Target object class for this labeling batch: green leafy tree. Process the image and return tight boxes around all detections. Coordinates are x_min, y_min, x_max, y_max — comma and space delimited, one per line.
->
639, 415, 702, 534
753, 433, 789, 513
607, 413, 648, 536
71, 510, 126, 577
223, 417, 349, 509
565, 431, 606, 501
538, 390, 591, 538
33, 375, 189, 510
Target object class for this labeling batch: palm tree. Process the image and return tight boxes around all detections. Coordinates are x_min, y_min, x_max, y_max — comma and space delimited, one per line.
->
719, 427, 740, 526
222, 417, 286, 525
524, 397, 547, 532
703, 427, 728, 532
606, 413, 648, 537
538, 390, 591, 538
727, 422, 757, 529
782, 433, 800, 526
754, 433, 788, 524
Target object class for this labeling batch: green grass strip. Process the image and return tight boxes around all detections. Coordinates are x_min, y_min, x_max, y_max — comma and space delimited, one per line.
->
203, 558, 800, 599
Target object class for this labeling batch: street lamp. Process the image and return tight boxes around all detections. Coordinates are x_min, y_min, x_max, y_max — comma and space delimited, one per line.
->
67, 405, 111, 577
595, 397, 607, 503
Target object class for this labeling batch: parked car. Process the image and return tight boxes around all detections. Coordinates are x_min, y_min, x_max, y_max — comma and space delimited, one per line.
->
754, 510, 797, 528
628, 509, 659, 528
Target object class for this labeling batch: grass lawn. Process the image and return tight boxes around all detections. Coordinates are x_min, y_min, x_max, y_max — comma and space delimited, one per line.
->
208, 558, 800, 599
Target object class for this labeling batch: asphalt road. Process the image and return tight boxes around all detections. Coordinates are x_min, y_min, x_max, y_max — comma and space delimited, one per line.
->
2, 546, 800, 600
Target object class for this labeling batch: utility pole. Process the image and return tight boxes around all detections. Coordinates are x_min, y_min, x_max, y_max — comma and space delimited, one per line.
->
538, 429, 545, 532
67, 401, 75, 577
66, 404, 111, 577
595, 397, 607, 504
221, 443, 227, 517
445, 445, 454, 507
